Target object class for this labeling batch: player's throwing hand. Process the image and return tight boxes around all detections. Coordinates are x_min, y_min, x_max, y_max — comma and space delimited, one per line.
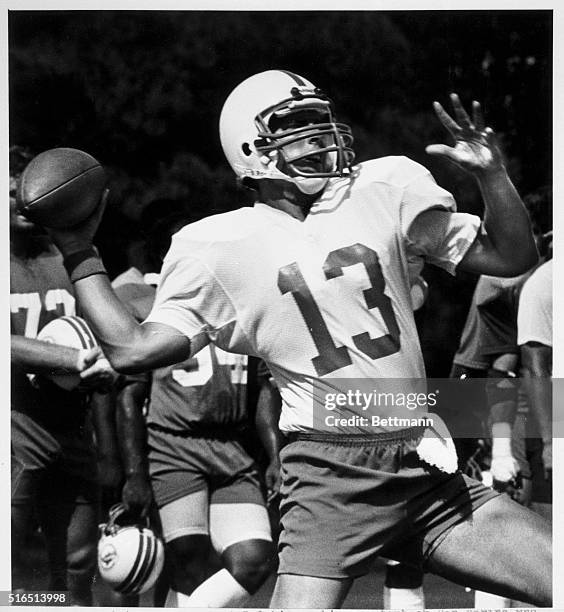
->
426, 93, 504, 175
47, 188, 110, 257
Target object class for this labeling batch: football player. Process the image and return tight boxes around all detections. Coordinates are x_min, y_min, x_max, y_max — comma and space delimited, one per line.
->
113, 212, 278, 607
448, 188, 552, 609
46, 70, 550, 607
518, 259, 553, 500
10, 146, 115, 604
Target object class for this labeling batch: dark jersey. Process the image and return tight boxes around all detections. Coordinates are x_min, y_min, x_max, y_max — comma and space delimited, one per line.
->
10, 241, 87, 428
147, 345, 248, 433
114, 270, 249, 434
453, 273, 530, 370
452, 271, 538, 467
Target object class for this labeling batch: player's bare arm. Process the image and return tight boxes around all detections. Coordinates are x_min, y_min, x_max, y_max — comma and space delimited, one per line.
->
46, 199, 191, 374
521, 342, 552, 474
116, 377, 153, 516
12, 335, 117, 391
425, 93, 537, 277
73, 274, 191, 374
11, 334, 99, 374
487, 354, 521, 485
255, 378, 283, 499
90, 391, 123, 496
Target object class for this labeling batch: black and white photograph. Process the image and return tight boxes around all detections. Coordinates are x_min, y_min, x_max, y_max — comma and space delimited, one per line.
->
6, 4, 559, 609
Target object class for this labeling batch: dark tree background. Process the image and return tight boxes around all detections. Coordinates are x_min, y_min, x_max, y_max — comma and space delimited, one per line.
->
9, 10, 552, 375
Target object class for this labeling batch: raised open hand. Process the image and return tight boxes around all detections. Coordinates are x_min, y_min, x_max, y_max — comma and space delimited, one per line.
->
426, 93, 504, 175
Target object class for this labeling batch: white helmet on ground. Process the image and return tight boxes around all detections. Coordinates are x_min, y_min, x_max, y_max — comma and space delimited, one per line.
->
219, 69, 355, 194
97, 504, 164, 595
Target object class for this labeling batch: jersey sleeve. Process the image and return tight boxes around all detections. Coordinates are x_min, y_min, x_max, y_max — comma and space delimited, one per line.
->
144, 242, 238, 352
389, 157, 480, 274
517, 261, 552, 347
405, 209, 481, 275
397, 158, 457, 233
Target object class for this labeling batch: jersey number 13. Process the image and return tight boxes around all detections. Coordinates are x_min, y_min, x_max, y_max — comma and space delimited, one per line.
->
278, 243, 400, 376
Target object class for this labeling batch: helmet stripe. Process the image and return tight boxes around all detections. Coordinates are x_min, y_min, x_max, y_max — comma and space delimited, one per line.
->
129, 533, 158, 594
123, 532, 153, 594
116, 530, 146, 593
70, 315, 97, 348
60, 316, 90, 349
120, 531, 159, 595
279, 70, 307, 86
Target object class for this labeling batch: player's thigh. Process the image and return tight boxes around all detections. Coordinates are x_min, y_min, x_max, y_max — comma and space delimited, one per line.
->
11, 465, 44, 586
159, 488, 210, 543
426, 493, 551, 606
210, 502, 274, 590
39, 474, 98, 571
37, 419, 99, 563
11, 411, 59, 510
11, 466, 42, 539
270, 574, 352, 608
148, 428, 209, 521
65, 501, 98, 570
210, 502, 272, 553
205, 435, 270, 555
531, 502, 552, 523
209, 497, 271, 555
159, 491, 212, 588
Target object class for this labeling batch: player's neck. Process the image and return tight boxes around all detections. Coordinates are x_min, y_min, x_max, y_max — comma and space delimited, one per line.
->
257, 179, 321, 221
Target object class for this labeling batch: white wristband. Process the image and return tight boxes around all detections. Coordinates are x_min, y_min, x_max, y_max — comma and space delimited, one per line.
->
491, 422, 512, 457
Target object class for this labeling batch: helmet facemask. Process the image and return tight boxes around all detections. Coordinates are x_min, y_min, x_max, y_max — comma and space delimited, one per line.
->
220, 71, 356, 194
253, 87, 354, 193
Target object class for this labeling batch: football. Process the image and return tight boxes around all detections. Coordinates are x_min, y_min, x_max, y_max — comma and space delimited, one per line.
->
36, 315, 99, 390
17, 147, 106, 228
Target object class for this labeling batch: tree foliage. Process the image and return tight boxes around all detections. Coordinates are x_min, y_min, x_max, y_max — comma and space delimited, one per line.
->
9, 10, 552, 373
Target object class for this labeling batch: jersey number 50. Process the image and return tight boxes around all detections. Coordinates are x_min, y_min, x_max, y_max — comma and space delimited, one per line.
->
278, 243, 400, 376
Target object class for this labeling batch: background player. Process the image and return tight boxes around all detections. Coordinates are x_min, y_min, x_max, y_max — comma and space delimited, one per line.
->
10, 146, 116, 604
446, 187, 552, 607
43, 70, 550, 607
518, 258, 553, 506
451, 188, 552, 481
113, 212, 279, 607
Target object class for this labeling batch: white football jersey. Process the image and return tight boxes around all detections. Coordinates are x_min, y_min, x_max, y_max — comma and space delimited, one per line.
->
517, 259, 552, 348
146, 157, 480, 432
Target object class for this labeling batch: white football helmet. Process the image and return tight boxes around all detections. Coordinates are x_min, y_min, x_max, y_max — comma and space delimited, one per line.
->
220, 70, 355, 194
36, 315, 99, 390
97, 504, 165, 595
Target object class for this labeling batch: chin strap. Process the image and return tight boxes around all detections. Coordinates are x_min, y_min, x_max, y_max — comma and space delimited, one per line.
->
292, 175, 330, 194
261, 151, 330, 194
